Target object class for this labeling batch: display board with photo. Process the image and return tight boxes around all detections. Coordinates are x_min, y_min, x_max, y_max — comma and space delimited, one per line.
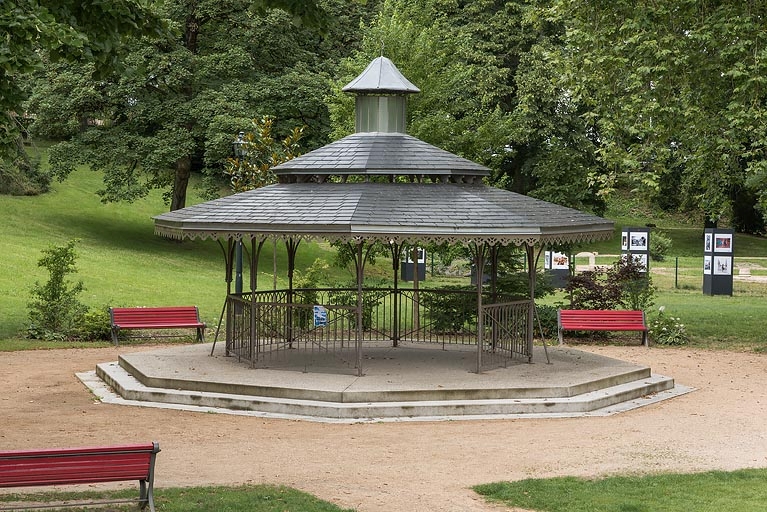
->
629, 232, 648, 251
551, 252, 569, 270
632, 253, 648, 269
714, 234, 733, 253
703, 255, 712, 275
713, 256, 731, 275
703, 228, 734, 296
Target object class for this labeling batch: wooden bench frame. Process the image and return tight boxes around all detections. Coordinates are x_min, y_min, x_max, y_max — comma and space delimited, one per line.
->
0, 442, 160, 511
557, 309, 648, 346
109, 306, 206, 346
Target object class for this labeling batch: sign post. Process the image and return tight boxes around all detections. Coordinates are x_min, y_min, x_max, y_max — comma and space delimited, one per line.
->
703, 228, 734, 296
621, 227, 651, 272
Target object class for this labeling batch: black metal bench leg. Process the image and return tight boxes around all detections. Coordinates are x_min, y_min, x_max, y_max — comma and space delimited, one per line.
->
139, 479, 156, 512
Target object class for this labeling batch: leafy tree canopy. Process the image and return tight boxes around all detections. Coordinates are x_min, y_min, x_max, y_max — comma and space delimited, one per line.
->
329, 0, 606, 214
29, 0, 373, 211
0, 0, 167, 158
542, 0, 767, 225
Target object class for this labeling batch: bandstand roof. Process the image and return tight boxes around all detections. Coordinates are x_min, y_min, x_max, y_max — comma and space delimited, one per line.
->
341, 56, 420, 94
272, 131, 489, 181
153, 182, 614, 246
154, 55, 614, 247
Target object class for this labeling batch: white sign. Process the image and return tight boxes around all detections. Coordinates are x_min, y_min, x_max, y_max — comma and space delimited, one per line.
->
313, 305, 328, 327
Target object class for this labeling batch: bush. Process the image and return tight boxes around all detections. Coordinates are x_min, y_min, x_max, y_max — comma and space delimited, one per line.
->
292, 259, 329, 328
0, 148, 51, 196
27, 239, 87, 339
612, 257, 656, 310
648, 306, 689, 345
327, 281, 387, 330
420, 286, 476, 333
565, 257, 655, 311
71, 306, 113, 341
534, 304, 560, 339
650, 231, 673, 261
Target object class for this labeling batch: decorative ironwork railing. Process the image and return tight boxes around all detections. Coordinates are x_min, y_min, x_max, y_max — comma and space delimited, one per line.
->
479, 300, 531, 371
222, 287, 532, 371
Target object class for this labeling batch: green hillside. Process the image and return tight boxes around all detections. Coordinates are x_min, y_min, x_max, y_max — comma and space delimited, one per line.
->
0, 167, 348, 339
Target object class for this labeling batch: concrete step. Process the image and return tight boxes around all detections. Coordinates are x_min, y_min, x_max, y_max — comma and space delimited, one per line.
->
84, 362, 686, 423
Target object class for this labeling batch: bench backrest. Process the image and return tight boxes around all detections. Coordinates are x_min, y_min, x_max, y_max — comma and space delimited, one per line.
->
110, 306, 201, 327
0, 443, 159, 488
559, 309, 646, 328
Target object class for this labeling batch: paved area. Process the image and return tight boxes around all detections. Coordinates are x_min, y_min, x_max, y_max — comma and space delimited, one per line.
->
82, 342, 687, 422
5, 345, 764, 512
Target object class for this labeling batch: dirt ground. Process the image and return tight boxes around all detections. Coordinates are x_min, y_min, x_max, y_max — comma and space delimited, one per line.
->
2, 344, 767, 511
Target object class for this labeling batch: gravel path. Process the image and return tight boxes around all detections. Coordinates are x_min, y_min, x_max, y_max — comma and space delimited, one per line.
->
2, 345, 766, 511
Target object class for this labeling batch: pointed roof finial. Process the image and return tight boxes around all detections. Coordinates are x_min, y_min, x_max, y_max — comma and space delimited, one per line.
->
342, 56, 420, 94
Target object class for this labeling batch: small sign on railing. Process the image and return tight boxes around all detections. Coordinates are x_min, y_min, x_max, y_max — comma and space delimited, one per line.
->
313, 305, 328, 327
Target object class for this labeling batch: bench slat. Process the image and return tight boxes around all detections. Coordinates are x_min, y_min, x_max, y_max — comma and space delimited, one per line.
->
0, 444, 157, 458
115, 322, 205, 328
0, 458, 151, 484
560, 322, 646, 330
0, 446, 156, 488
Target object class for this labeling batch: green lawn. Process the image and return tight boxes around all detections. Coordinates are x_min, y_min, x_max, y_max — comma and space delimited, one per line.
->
0, 484, 353, 512
2, 165, 767, 347
475, 469, 767, 512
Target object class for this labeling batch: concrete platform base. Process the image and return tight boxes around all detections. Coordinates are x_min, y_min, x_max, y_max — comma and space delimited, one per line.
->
81, 343, 692, 423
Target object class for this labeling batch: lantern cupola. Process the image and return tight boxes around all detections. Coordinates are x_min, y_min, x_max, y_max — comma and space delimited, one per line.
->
342, 56, 420, 134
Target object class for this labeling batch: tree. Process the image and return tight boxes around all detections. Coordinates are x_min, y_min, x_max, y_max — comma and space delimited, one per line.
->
328, 0, 515, 167
27, 0, 374, 211
224, 116, 305, 192
0, 0, 166, 154
544, 0, 767, 226
328, 0, 605, 214
325, 1, 606, 297
503, 33, 606, 215
27, 239, 87, 339
0, 0, 167, 193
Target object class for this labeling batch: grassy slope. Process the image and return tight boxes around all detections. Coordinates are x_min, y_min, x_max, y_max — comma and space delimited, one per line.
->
573, 188, 767, 258
0, 168, 349, 339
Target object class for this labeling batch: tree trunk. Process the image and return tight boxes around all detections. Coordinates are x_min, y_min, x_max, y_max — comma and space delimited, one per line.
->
170, 155, 191, 211
167, 12, 200, 213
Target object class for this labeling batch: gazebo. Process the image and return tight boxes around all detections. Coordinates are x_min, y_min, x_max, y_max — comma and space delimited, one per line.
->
154, 57, 614, 376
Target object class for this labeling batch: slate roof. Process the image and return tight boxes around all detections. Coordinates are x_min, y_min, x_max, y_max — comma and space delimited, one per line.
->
342, 56, 420, 94
272, 132, 489, 179
154, 56, 614, 248
154, 182, 614, 246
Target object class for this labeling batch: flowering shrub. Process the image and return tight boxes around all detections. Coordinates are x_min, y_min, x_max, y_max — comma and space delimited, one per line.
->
565, 257, 655, 311
648, 306, 689, 346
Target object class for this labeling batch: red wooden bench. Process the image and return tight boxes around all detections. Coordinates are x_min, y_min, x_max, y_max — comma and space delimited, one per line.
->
0, 442, 160, 511
109, 306, 206, 345
557, 309, 648, 346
